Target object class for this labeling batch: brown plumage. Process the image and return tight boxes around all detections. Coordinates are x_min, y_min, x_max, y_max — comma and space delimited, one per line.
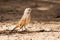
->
11, 8, 32, 31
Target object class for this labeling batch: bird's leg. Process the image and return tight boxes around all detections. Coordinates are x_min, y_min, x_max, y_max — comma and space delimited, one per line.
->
20, 25, 26, 31
23, 25, 29, 32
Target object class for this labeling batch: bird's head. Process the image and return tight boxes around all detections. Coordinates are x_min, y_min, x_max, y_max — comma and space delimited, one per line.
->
24, 8, 32, 15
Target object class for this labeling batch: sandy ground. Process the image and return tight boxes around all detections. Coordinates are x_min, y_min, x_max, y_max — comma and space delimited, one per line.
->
0, 32, 60, 40
0, 21, 60, 32
0, 21, 60, 40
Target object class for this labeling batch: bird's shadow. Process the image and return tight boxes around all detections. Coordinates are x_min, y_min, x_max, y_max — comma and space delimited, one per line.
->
0, 30, 45, 35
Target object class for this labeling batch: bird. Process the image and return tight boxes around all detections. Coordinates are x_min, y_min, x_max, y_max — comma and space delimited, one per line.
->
11, 8, 32, 32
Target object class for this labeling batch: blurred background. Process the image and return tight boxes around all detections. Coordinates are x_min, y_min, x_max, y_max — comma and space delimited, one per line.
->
0, 0, 60, 23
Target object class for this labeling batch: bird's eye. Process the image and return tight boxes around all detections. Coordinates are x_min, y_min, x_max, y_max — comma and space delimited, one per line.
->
28, 10, 31, 11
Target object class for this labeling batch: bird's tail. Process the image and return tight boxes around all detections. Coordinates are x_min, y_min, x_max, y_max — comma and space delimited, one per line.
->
10, 24, 20, 32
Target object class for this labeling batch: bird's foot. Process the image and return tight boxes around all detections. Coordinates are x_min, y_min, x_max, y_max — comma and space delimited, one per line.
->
9, 30, 14, 33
